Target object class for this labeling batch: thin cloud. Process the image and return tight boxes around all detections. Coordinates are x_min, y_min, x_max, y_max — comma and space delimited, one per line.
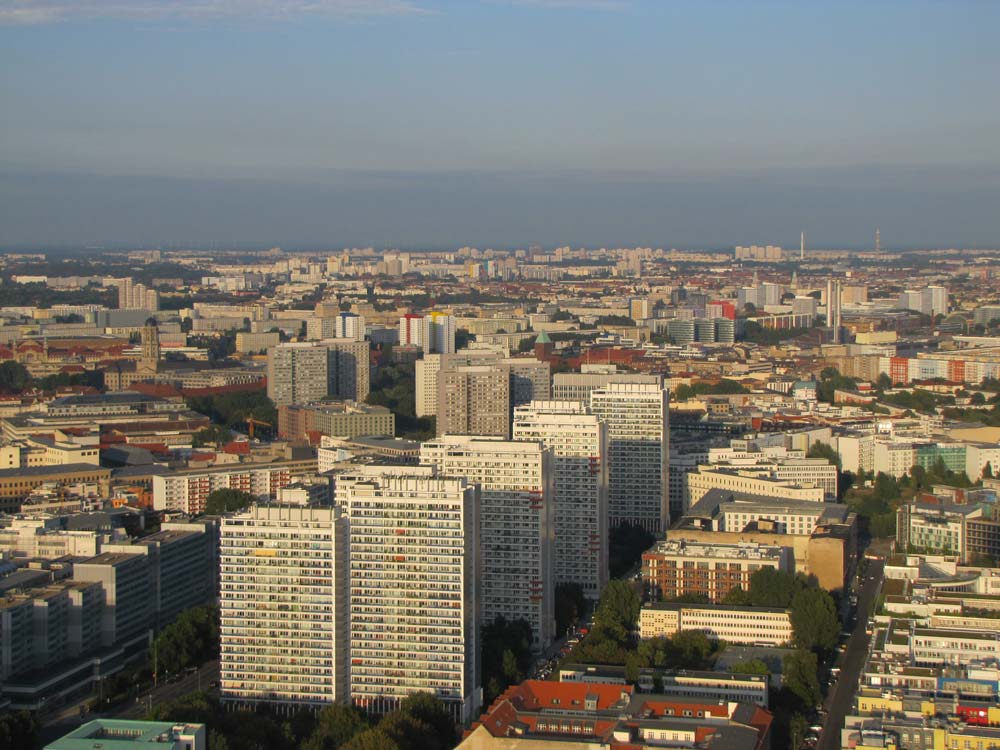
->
497, 0, 627, 9
0, 0, 432, 25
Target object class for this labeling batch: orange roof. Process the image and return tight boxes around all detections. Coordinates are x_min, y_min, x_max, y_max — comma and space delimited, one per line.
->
223, 440, 251, 455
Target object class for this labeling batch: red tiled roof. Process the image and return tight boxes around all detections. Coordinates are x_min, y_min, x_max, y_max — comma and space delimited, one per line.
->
223, 440, 251, 455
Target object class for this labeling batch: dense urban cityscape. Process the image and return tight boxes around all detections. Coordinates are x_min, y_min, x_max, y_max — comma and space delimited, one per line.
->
3, 1, 998, 749
0, 241, 996, 749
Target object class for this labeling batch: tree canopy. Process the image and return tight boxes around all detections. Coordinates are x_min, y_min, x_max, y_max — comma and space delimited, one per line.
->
789, 588, 840, 651
481, 617, 534, 704
593, 580, 641, 641
204, 489, 255, 515
153, 605, 219, 678
303, 705, 367, 750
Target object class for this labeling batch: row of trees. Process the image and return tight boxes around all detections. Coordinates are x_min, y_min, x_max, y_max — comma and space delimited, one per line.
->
481, 617, 534, 705
186, 391, 277, 431
0, 711, 37, 749
672, 379, 748, 401
0, 359, 104, 394
721, 568, 840, 653
364, 360, 435, 440
149, 690, 457, 750
204, 488, 255, 515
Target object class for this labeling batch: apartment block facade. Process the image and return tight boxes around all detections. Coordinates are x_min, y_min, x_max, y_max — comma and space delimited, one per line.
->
420, 436, 555, 649
590, 382, 670, 532
436, 366, 511, 438
334, 467, 480, 722
512, 400, 609, 600
220, 505, 350, 708
267, 340, 370, 406
152, 459, 317, 515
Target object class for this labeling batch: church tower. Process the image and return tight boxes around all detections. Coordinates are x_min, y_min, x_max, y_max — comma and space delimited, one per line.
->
139, 318, 160, 374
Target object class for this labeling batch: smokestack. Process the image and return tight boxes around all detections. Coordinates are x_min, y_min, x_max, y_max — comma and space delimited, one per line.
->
800, 231, 805, 261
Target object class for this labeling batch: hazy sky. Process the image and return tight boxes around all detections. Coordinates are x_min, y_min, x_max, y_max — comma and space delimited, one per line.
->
1, 0, 998, 249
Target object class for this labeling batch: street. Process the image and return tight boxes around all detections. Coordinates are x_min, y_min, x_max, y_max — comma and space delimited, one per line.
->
35, 660, 219, 749
816, 558, 884, 750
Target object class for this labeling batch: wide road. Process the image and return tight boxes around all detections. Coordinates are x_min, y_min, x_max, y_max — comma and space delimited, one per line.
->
117, 659, 220, 719
817, 558, 883, 750
35, 660, 219, 749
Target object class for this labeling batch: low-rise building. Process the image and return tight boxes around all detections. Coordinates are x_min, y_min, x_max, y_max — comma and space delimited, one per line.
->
642, 539, 791, 603
639, 602, 794, 646
152, 459, 318, 514
44, 720, 205, 750
458, 680, 773, 750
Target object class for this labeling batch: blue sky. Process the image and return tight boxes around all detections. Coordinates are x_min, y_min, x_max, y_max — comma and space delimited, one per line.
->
1, 0, 998, 249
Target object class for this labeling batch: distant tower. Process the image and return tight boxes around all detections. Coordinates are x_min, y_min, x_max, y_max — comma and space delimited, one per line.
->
533, 330, 554, 362
800, 231, 805, 261
875, 228, 881, 255
139, 318, 160, 375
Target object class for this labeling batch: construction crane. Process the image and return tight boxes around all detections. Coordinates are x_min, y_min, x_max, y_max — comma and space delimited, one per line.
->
246, 417, 272, 440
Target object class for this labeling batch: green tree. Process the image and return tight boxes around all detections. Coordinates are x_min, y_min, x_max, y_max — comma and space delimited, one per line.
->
609, 523, 654, 579
0, 361, 31, 392
204, 489, 255, 515
593, 580, 641, 641
673, 384, 695, 401
343, 728, 400, 750
0, 710, 38, 749
303, 704, 367, 750
806, 441, 841, 469
872, 472, 901, 501
378, 713, 439, 750
790, 587, 840, 651
209, 729, 230, 750
152, 605, 219, 678
746, 568, 797, 608
481, 617, 533, 704
192, 424, 234, 448
783, 650, 821, 709
875, 373, 893, 391
670, 630, 715, 668
397, 693, 456, 747
721, 586, 752, 605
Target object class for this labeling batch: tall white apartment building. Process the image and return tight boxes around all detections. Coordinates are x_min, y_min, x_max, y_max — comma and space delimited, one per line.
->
219, 504, 350, 709
308, 312, 365, 342
334, 466, 480, 723
399, 313, 456, 354
513, 401, 609, 600
334, 312, 365, 341
420, 436, 555, 650
590, 382, 670, 532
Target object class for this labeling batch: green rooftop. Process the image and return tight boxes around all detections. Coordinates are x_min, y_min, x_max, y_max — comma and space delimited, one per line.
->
45, 719, 205, 750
